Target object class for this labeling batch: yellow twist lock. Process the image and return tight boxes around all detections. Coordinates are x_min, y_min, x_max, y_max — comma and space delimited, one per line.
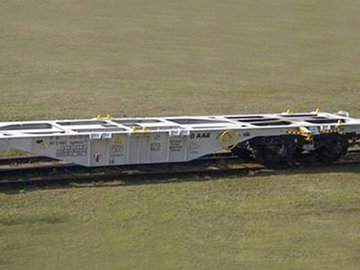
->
336, 119, 344, 133
286, 108, 293, 114
96, 114, 112, 120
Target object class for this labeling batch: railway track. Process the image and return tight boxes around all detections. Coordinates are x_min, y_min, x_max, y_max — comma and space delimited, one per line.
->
0, 158, 266, 186
0, 149, 359, 186
0, 153, 262, 185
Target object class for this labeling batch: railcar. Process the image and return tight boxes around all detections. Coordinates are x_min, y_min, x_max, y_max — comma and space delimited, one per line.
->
0, 111, 359, 167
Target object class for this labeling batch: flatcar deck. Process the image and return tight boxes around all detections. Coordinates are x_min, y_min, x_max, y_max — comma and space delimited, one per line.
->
0, 111, 359, 167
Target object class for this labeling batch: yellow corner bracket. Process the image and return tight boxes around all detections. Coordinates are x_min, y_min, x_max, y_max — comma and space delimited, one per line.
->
287, 127, 313, 142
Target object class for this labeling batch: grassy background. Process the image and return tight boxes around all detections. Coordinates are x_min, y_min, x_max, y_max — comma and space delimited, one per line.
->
1, 169, 360, 270
0, 0, 360, 269
0, 0, 360, 120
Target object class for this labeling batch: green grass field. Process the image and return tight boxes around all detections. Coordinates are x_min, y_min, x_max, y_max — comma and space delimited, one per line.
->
0, 0, 360, 269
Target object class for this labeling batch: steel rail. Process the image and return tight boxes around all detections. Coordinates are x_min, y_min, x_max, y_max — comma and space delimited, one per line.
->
0, 153, 359, 186
0, 158, 265, 185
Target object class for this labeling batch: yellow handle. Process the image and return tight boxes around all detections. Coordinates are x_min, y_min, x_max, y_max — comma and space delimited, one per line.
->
218, 130, 240, 150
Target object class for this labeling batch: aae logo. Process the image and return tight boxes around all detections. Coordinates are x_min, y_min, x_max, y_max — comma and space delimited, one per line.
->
190, 132, 211, 139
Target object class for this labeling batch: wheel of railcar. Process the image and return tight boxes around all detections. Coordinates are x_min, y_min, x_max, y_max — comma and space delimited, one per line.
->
252, 144, 295, 168
232, 145, 252, 160
316, 135, 348, 163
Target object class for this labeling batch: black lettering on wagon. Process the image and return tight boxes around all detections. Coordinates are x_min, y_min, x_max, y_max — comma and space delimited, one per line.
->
190, 133, 211, 139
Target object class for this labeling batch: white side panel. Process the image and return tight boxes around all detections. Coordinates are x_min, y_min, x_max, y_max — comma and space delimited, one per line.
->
169, 136, 187, 162
187, 130, 225, 160
128, 135, 141, 164
139, 135, 150, 163
0, 138, 9, 152
125, 132, 170, 164
149, 132, 169, 163
90, 139, 109, 166
109, 135, 128, 165
8, 136, 91, 166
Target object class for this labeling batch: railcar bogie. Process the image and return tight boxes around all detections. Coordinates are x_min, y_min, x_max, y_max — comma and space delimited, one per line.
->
248, 135, 304, 167
314, 134, 349, 163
